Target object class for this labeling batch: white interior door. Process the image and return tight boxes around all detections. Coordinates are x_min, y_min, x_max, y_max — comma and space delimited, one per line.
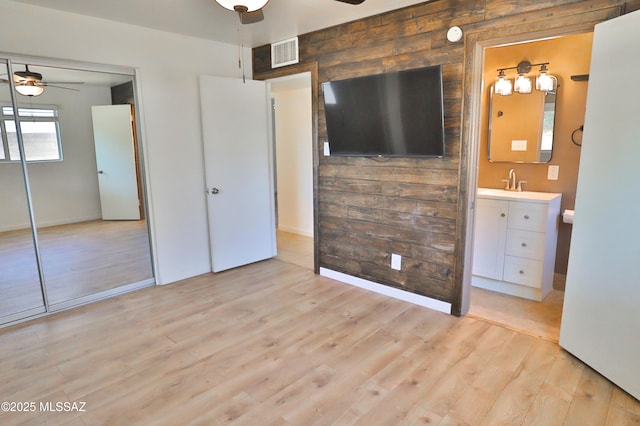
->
560, 10, 640, 400
91, 105, 140, 220
200, 75, 276, 272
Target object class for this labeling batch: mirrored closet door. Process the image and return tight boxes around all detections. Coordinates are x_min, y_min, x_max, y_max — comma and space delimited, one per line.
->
1, 58, 154, 325
0, 60, 47, 324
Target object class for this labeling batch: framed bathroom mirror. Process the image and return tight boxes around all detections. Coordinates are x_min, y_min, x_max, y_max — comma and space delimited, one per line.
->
488, 84, 557, 163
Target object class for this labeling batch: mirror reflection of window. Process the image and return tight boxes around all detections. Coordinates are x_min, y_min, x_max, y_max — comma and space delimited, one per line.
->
1, 106, 62, 162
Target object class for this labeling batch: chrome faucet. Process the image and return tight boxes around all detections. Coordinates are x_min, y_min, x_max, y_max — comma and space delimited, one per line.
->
509, 168, 516, 191
501, 168, 525, 191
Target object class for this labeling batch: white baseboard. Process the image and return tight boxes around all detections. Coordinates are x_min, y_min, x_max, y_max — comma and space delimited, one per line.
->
320, 267, 452, 315
471, 275, 546, 301
0, 215, 102, 233
277, 225, 313, 238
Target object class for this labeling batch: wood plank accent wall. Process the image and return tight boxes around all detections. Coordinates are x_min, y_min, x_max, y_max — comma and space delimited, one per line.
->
254, 0, 635, 315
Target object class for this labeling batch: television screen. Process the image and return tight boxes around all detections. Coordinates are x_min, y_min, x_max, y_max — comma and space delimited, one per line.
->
322, 65, 445, 157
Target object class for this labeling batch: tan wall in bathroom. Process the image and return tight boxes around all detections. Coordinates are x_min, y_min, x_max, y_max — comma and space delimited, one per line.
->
490, 92, 545, 162
479, 32, 594, 277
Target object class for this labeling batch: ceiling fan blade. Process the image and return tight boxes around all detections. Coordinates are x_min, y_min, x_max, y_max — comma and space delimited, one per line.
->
42, 84, 80, 92
43, 81, 85, 85
238, 8, 264, 24
334, 0, 365, 4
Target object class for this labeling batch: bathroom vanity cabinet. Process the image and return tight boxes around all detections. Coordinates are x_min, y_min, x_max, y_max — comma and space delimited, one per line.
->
472, 188, 562, 301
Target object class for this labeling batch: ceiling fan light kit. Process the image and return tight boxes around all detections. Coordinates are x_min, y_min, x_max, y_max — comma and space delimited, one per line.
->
10, 65, 46, 97
214, 0, 366, 25
15, 81, 45, 97
2, 65, 84, 97
215, 0, 269, 12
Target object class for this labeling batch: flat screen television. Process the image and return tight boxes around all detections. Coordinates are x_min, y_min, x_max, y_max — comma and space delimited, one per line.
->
322, 65, 445, 158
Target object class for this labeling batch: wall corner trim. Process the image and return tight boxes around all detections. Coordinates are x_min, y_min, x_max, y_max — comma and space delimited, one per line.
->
319, 268, 452, 315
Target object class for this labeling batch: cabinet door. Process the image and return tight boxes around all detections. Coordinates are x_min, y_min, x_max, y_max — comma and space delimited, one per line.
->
505, 229, 546, 260
508, 202, 547, 232
503, 256, 543, 288
472, 198, 509, 280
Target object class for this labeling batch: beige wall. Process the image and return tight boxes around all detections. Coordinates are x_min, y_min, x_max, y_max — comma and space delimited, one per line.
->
490, 90, 545, 162
272, 82, 314, 237
479, 32, 594, 276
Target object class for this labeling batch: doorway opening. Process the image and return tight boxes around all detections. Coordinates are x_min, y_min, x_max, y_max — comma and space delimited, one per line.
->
466, 32, 592, 342
268, 73, 314, 271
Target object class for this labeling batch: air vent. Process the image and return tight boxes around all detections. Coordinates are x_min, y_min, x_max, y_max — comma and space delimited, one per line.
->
271, 37, 299, 69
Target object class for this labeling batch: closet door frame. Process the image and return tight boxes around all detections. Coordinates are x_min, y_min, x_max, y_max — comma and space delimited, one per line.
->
0, 58, 49, 324
0, 55, 156, 327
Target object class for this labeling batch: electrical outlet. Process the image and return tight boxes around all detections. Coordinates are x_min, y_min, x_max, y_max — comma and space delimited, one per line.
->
548, 165, 560, 180
391, 254, 402, 271
323, 142, 330, 156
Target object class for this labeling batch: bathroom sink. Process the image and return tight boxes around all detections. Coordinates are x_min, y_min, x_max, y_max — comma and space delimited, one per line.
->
477, 188, 562, 202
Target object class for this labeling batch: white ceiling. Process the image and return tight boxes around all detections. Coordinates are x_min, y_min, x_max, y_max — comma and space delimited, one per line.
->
11, 0, 430, 48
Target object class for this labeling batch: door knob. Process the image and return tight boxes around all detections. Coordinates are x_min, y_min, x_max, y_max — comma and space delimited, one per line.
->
98, 170, 104, 174
210, 188, 220, 195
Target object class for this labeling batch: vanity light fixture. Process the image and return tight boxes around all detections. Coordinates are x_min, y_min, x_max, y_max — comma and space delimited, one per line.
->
495, 60, 556, 96
536, 63, 558, 92
494, 69, 513, 96
514, 73, 532, 94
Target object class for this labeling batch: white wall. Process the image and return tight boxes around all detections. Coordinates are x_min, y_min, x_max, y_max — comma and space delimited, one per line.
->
272, 81, 313, 237
0, 85, 111, 231
0, 1, 251, 284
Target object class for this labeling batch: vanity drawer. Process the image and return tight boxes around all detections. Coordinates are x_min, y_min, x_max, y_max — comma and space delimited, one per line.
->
508, 203, 548, 232
505, 229, 546, 260
503, 256, 543, 288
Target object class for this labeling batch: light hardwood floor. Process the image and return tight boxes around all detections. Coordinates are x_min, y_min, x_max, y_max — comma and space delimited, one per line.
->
275, 230, 314, 270
275, 229, 564, 342
0, 249, 638, 424
0, 220, 153, 319
469, 287, 564, 343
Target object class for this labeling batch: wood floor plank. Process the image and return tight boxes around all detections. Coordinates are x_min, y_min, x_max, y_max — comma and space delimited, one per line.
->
0, 239, 638, 425
333, 378, 389, 425
610, 386, 640, 416
420, 325, 515, 418
479, 368, 545, 426
523, 383, 572, 425
564, 366, 615, 426
449, 365, 514, 425
544, 348, 586, 396
606, 403, 640, 426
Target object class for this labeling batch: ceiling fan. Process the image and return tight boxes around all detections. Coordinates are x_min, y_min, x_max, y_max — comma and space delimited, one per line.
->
215, 0, 366, 25
1, 65, 83, 97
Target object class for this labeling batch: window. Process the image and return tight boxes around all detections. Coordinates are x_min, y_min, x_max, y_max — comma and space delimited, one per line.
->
0, 106, 63, 162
